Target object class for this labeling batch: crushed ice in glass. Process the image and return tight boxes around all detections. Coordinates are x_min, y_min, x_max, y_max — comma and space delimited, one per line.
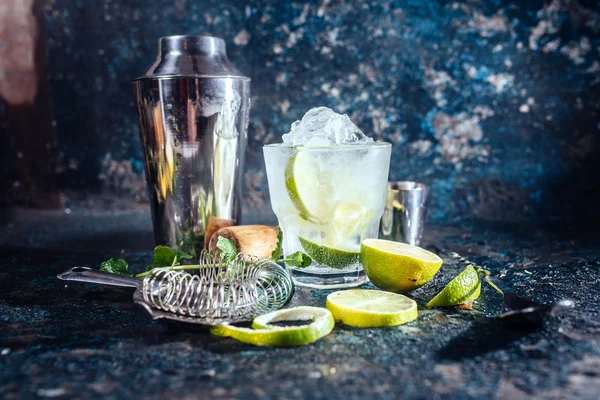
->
281, 107, 374, 147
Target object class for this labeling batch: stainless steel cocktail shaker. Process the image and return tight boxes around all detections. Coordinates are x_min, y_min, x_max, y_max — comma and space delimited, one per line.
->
133, 35, 250, 257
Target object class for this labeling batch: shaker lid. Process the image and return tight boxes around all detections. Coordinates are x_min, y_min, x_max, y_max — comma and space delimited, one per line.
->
134, 35, 250, 80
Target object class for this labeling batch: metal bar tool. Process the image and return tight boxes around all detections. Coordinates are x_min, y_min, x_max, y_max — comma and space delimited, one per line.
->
58, 251, 293, 325
380, 181, 430, 245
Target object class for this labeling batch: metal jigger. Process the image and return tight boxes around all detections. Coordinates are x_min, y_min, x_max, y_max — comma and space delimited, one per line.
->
379, 181, 430, 246
133, 35, 250, 257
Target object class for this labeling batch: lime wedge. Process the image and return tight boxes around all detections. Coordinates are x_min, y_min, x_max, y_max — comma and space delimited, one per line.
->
330, 203, 368, 245
360, 239, 443, 293
326, 289, 418, 327
299, 236, 360, 269
210, 307, 334, 347
426, 265, 481, 307
285, 151, 333, 222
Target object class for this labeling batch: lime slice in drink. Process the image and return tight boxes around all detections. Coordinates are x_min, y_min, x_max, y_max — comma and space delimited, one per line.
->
326, 289, 418, 327
426, 265, 481, 307
360, 239, 443, 293
285, 151, 333, 222
299, 237, 360, 269
210, 307, 334, 346
330, 203, 368, 245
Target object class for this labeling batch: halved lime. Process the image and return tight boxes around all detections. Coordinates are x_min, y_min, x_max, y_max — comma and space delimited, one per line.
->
326, 289, 418, 327
299, 237, 360, 269
284, 151, 333, 222
360, 239, 443, 293
210, 307, 334, 347
330, 203, 368, 246
426, 265, 481, 307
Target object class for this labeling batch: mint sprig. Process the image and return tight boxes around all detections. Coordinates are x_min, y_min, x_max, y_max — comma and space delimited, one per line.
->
100, 258, 131, 276
216, 236, 238, 263
151, 245, 193, 268
270, 227, 284, 260
282, 251, 312, 268
99, 226, 312, 279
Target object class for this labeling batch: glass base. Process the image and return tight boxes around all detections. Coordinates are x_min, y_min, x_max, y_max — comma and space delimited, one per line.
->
291, 268, 369, 289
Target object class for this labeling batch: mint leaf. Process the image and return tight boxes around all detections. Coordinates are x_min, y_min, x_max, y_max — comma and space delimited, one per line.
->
147, 246, 193, 273
270, 227, 283, 261
284, 252, 312, 268
152, 245, 178, 267
216, 236, 237, 262
100, 258, 131, 276
175, 249, 193, 261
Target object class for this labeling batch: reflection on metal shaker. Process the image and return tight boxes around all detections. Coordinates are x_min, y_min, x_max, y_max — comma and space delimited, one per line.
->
133, 35, 250, 257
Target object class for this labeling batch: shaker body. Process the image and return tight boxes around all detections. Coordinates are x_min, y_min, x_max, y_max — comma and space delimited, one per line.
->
134, 76, 250, 256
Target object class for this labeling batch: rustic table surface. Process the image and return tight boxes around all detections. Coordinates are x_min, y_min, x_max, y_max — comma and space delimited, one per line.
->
1, 209, 599, 399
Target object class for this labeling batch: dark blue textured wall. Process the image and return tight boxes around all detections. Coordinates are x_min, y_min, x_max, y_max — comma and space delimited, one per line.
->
43, 0, 600, 224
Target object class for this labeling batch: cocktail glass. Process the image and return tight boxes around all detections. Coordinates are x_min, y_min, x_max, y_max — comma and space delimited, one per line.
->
264, 142, 391, 288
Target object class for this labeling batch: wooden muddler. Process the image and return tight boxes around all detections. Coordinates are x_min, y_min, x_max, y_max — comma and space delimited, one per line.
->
208, 225, 280, 259
204, 217, 236, 248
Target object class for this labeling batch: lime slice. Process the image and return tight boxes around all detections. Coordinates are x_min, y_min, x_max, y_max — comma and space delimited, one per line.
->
360, 239, 443, 293
426, 265, 481, 307
285, 151, 333, 222
299, 236, 360, 269
326, 289, 418, 327
330, 203, 368, 245
210, 307, 334, 347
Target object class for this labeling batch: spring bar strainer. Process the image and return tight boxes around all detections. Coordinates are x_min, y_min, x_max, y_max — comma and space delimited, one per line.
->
58, 250, 293, 325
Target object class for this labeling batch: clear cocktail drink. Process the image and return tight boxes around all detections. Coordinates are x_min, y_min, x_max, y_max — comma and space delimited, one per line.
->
263, 108, 391, 288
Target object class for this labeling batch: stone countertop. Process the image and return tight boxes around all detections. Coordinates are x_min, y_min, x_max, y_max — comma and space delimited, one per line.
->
1, 210, 600, 399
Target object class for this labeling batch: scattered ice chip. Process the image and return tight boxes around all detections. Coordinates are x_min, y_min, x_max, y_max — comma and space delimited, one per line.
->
282, 107, 374, 146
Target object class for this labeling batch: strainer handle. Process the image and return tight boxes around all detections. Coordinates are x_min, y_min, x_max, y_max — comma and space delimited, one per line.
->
58, 267, 142, 289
